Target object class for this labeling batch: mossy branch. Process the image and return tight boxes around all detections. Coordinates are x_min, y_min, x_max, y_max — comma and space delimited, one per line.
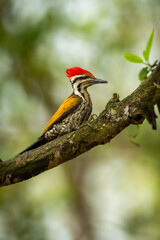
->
0, 63, 160, 187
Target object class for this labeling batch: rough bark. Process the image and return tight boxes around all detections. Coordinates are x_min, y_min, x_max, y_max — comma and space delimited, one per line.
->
0, 63, 160, 187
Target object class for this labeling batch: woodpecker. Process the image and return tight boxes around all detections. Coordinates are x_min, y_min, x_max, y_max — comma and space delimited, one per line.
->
19, 67, 107, 154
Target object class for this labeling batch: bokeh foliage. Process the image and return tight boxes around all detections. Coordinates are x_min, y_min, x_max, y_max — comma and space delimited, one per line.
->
0, 0, 160, 239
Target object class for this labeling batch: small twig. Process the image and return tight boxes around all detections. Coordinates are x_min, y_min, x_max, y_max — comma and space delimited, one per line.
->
0, 63, 160, 187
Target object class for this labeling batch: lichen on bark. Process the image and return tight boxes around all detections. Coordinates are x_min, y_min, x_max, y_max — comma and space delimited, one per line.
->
0, 63, 160, 187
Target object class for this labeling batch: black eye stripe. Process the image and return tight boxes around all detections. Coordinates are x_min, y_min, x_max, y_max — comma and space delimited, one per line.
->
78, 75, 89, 80
72, 75, 89, 84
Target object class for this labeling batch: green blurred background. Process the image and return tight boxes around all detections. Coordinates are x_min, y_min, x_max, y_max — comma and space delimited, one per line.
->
0, 0, 160, 239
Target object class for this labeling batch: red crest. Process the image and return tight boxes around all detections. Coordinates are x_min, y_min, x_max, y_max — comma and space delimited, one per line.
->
66, 66, 95, 79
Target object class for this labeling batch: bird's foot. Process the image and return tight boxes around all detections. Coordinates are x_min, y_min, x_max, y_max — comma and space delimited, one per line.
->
87, 122, 94, 130
86, 114, 98, 130
88, 114, 97, 123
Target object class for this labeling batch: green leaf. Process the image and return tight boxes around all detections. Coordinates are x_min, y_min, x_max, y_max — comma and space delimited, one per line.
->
138, 67, 148, 82
143, 28, 154, 61
123, 54, 144, 63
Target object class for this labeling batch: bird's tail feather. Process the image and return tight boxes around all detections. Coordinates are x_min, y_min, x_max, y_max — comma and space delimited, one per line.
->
18, 137, 47, 155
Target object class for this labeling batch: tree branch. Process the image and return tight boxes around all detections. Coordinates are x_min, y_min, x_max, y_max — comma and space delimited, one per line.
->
1, 63, 160, 187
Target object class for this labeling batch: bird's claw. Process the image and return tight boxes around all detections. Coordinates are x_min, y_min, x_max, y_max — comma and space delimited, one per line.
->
89, 114, 97, 123
87, 122, 95, 130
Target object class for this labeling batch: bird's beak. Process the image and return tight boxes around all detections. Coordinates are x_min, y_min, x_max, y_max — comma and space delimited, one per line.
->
90, 78, 108, 84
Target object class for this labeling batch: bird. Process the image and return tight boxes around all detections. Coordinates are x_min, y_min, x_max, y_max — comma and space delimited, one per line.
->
19, 66, 107, 154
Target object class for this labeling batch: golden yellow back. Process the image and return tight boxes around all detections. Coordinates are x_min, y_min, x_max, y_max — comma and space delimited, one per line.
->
42, 94, 82, 134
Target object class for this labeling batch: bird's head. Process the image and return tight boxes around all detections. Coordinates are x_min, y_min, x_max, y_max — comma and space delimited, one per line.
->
66, 67, 107, 95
